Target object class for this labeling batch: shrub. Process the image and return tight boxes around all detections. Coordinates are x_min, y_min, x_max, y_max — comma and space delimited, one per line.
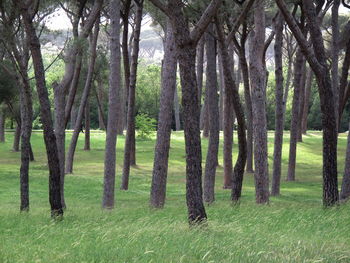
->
135, 113, 156, 139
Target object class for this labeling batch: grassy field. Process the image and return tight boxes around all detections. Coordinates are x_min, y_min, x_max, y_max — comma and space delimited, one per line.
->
1, 130, 350, 263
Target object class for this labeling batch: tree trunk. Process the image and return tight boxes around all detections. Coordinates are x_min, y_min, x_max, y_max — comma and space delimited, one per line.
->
121, 0, 143, 190
96, 80, 106, 130
150, 20, 177, 208
196, 36, 205, 103
201, 90, 210, 138
249, 0, 269, 204
220, 51, 233, 189
0, 108, 5, 142
287, 49, 305, 181
301, 68, 313, 134
271, 13, 284, 196
203, 25, 220, 204
65, 21, 99, 174
84, 99, 91, 151
340, 119, 350, 200
70, 103, 77, 130
174, 84, 181, 131
13, 124, 20, 152
216, 20, 247, 202
19, 77, 33, 212
297, 67, 307, 142
102, 0, 121, 209
21, 6, 63, 217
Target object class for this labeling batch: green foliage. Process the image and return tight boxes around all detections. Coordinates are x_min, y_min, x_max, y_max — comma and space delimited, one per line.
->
1, 131, 350, 262
135, 113, 156, 139
0, 62, 18, 104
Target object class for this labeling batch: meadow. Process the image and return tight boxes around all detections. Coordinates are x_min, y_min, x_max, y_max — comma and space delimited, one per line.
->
0, 130, 350, 263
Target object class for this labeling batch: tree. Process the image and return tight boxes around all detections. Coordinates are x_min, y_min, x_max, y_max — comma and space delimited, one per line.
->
276, 0, 339, 206
149, 0, 222, 224
249, 0, 269, 204
20, 0, 63, 217
203, 24, 220, 204
102, 0, 122, 209
150, 19, 177, 208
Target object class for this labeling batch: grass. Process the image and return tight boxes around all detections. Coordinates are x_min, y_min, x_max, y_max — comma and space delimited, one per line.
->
0, 130, 350, 263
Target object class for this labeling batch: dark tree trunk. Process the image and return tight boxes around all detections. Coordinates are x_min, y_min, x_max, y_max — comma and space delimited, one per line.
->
340, 119, 350, 200
220, 51, 233, 189
65, 21, 99, 173
84, 99, 91, 151
301, 68, 313, 134
96, 80, 106, 130
297, 67, 307, 142
249, 0, 269, 204
21, 5, 63, 217
271, 13, 284, 196
287, 49, 305, 181
13, 124, 20, 152
150, 20, 177, 208
201, 90, 210, 138
70, 103, 77, 130
196, 37, 205, 103
121, 0, 143, 190
19, 74, 33, 212
0, 109, 5, 142
203, 25, 220, 204
174, 84, 181, 131
216, 19, 247, 202
102, 0, 121, 209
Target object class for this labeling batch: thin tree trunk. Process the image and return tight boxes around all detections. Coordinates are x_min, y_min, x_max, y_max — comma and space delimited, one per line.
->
150, 20, 177, 208
197, 36, 205, 103
70, 103, 77, 130
287, 49, 305, 181
21, 6, 63, 217
340, 119, 350, 200
249, 0, 269, 204
13, 124, 20, 152
102, 0, 121, 209
96, 80, 106, 130
203, 25, 220, 204
84, 99, 91, 151
0, 108, 5, 142
174, 84, 181, 131
297, 65, 306, 143
216, 19, 247, 202
201, 91, 209, 138
271, 13, 284, 196
65, 21, 99, 174
332, 0, 340, 129
121, 0, 143, 190
301, 68, 313, 134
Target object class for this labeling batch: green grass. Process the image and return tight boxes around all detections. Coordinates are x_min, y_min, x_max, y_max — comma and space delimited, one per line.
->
0, 130, 350, 263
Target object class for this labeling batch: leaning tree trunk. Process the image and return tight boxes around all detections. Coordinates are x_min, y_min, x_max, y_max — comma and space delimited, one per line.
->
216, 20, 247, 202
287, 49, 305, 181
340, 118, 350, 200
102, 0, 121, 209
19, 74, 33, 212
121, 0, 143, 190
70, 104, 77, 130
271, 13, 284, 196
65, 21, 99, 174
203, 25, 220, 204
84, 99, 91, 151
0, 108, 5, 142
150, 20, 177, 208
21, 5, 63, 217
249, 0, 269, 204
13, 124, 20, 152
174, 84, 181, 131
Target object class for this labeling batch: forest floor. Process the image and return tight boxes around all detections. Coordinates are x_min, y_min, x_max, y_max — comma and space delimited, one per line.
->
1, 130, 350, 263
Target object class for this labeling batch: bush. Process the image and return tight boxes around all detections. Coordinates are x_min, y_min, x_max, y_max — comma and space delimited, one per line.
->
135, 113, 156, 139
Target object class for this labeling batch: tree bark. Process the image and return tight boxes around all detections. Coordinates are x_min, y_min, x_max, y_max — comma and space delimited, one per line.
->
301, 68, 313, 134
84, 99, 91, 151
287, 49, 305, 181
174, 84, 181, 131
249, 0, 269, 204
13, 124, 20, 152
203, 25, 220, 204
0, 108, 5, 142
65, 20, 99, 174
150, 19, 177, 208
102, 0, 122, 209
297, 66, 306, 142
271, 12, 284, 196
21, 5, 63, 217
340, 119, 350, 200
70, 103, 77, 130
96, 80, 106, 130
121, 0, 144, 190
